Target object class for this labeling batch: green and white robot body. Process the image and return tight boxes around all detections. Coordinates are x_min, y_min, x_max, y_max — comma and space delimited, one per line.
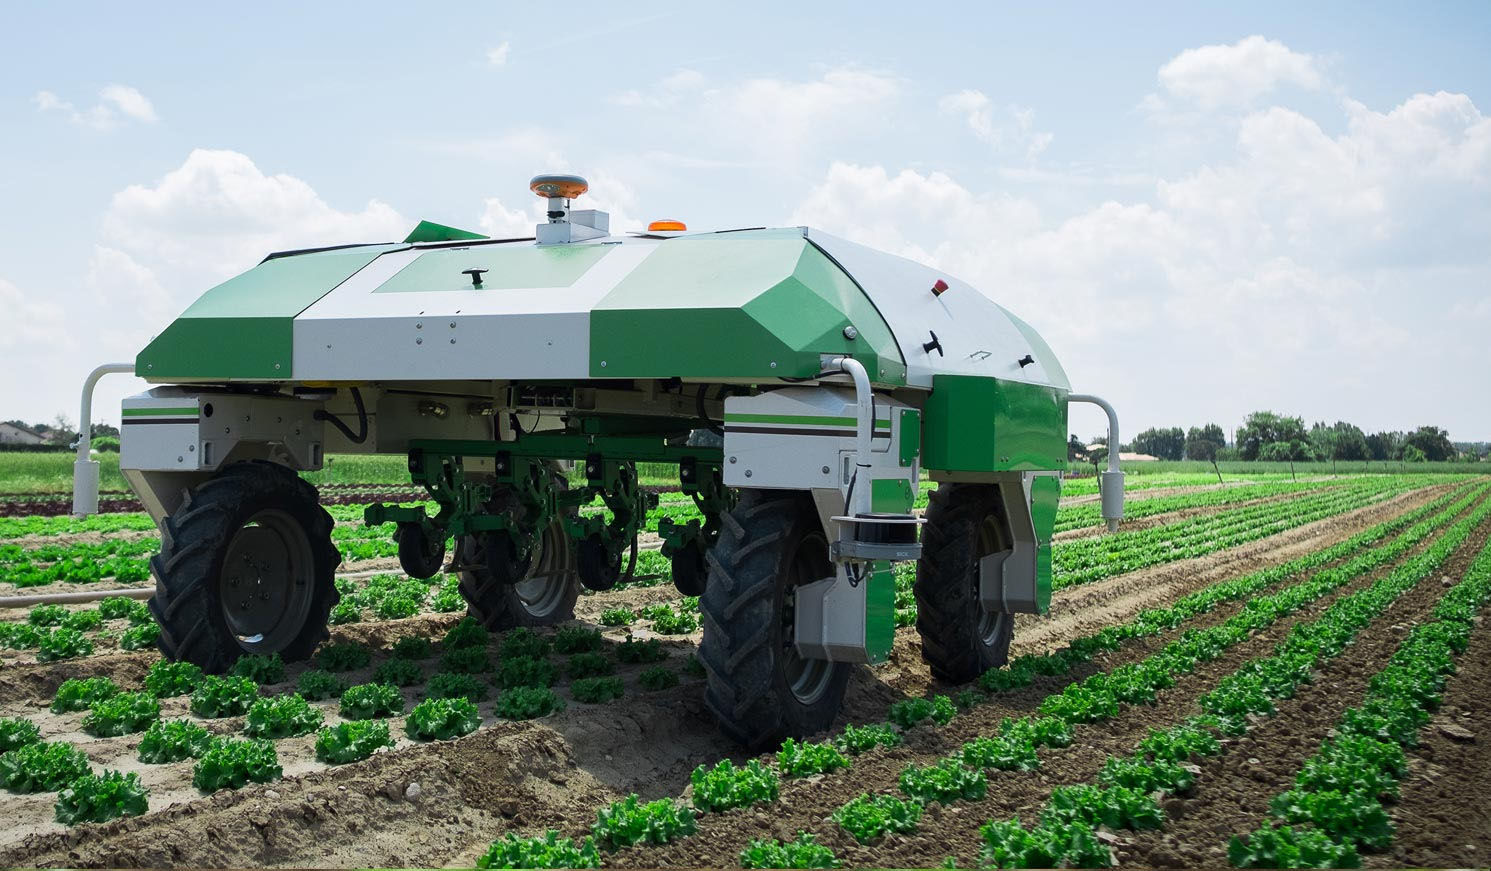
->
95, 174, 1124, 746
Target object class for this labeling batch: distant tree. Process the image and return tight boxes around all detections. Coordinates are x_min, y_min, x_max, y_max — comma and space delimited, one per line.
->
47, 414, 77, 446
1131, 427, 1185, 461
89, 422, 120, 440
1404, 426, 1455, 462
1402, 444, 1428, 463
1310, 421, 1369, 463
1185, 424, 1226, 461
1237, 412, 1309, 461
1260, 439, 1315, 480
1365, 431, 1402, 462
1067, 435, 1087, 461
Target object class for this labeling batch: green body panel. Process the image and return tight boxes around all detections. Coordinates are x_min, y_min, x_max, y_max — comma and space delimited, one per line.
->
866, 562, 895, 663
590, 235, 905, 383
870, 478, 914, 513
402, 220, 487, 244
898, 409, 920, 467
136, 246, 392, 379
1029, 475, 1061, 612
921, 375, 1068, 472
375, 244, 611, 293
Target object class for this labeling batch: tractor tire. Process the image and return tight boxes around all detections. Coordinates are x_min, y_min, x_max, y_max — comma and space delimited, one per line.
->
914, 483, 1014, 684
148, 460, 340, 674
699, 490, 850, 748
456, 481, 579, 629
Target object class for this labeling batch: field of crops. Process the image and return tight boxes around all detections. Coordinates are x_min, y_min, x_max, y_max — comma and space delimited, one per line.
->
1, 470, 1488, 868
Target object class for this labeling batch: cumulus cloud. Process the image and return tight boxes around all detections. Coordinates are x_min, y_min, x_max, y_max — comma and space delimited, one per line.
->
1156, 35, 1324, 109
33, 84, 158, 129
938, 90, 1053, 157
0, 278, 68, 352
102, 149, 408, 281
486, 42, 510, 66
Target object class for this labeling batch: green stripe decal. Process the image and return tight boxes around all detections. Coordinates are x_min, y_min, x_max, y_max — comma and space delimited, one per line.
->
122, 407, 198, 417
723, 413, 890, 429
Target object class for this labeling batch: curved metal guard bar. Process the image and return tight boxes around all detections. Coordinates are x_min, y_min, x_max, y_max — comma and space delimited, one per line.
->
72, 363, 135, 517
1068, 393, 1125, 532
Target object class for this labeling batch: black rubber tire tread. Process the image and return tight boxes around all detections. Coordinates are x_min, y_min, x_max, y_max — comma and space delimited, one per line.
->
148, 460, 340, 674
456, 481, 579, 630
699, 489, 850, 749
914, 483, 1014, 684
670, 540, 708, 596
395, 523, 446, 580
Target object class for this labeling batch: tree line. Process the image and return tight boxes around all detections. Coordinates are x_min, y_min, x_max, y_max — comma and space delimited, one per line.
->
1071, 411, 1484, 464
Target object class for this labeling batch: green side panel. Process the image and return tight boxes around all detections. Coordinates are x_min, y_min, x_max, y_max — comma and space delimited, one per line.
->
374, 244, 611, 293
899, 409, 920, 467
402, 220, 487, 244
1030, 475, 1060, 613
870, 478, 914, 513
590, 235, 906, 384
866, 562, 895, 663
922, 375, 1068, 472
137, 246, 391, 379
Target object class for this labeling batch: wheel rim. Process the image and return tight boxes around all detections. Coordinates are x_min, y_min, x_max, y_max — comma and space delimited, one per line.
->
511, 520, 574, 618
974, 514, 1009, 646
781, 529, 834, 706
219, 509, 315, 652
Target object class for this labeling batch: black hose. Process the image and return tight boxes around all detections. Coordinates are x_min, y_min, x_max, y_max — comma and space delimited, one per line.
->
697, 385, 724, 436
314, 387, 368, 445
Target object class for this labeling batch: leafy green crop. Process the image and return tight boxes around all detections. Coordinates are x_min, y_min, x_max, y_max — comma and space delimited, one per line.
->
426, 671, 488, 703
0, 741, 92, 792
231, 653, 286, 684
54, 770, 149, 825
691, 759, 779, 813
192, 738, 282, 792
443, 617, 490, 650
137, 719, 212, 764
898, 759, 986, 805
1042, 784, 1164, 831
82, 691, 160, 737
316, 642, 372, 672
495, 655, 556, 689
392, 636, 433, 660
1268, 788, 1394, 851
36, 627, 93, 661
1229, 824, 1362, 869
888, 695, 956, 730
98, 596, 149, 623
553, 626, 604, 654
406, 697, 481, 741
315, 720, 394, 765
566, 652, 613, 679
497, 686, 564, 719
500, 626, 550, 660
959, 735, 1039, 772
591, 794, 697, 850
599, 608, 633, 627
837, 722, 902, 755
51, 676, 120, 713
431, 583, 464, 613
28, 603, 66, 626
373, 657, 424, 687
0, 717, 41, 753
0, 621, 42, 650
61, 609, 103, 632
297, 669, 345, 701
570, 676, 624, 704
638, 665, 678, 691
1135, 722, 1221, 763
739, 832, 839, 869
616, 635, 666, 663
189, 675, 260, 718
979, 818, 1113, 869
340, 683, 406, 719
244, 693, 324, 738
649, 606, 699, 635
478, 830, 601, 869
1098, 757, 1196, 795
833, 793, 922, 844
119, 622, 160, 651
329, 601, 362, 625
777, 738, 849, 778
440, 644, 490, 674
374, 593, 420, 620
145, 661, 204, 698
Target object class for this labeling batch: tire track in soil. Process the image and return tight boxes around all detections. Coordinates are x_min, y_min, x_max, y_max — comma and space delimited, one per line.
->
0, 484, 1452, 868
1115, 514, 1491, 868
600, 505, 1463, 870
1367, 593, 1491, 868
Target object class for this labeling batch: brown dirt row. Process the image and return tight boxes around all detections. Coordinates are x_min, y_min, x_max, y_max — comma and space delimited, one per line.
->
600, 500, 1473, 869
0, 484, 1455, 868
1119, 516, 1491, 868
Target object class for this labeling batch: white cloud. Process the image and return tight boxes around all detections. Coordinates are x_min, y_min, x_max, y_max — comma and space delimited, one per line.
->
938, 90, 1053, 157
1155, 35, 1324, 109
102, 149, 408, 281
612, 68, 705, 108
486, 42, 510, 66
478, 167, 640, 236
33, 84, 158, 129
0, 278, 68, 352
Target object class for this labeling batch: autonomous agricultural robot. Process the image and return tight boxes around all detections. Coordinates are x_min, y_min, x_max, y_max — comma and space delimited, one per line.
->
77, 174, 1124, 747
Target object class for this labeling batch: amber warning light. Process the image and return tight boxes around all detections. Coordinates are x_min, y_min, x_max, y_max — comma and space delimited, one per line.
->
648, 220, 687, 232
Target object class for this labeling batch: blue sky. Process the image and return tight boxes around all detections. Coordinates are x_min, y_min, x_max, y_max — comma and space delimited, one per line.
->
2, 2, 1488, 440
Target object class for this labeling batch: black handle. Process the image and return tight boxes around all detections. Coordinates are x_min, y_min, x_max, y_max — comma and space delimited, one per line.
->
1017, 354, 1035, 368
922, 330, 943, 357
462, 268, 488, 288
